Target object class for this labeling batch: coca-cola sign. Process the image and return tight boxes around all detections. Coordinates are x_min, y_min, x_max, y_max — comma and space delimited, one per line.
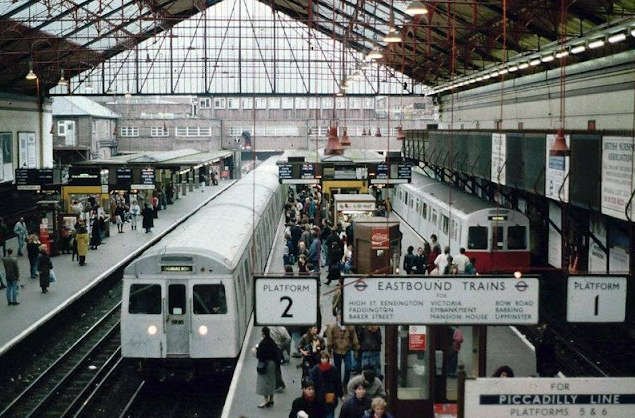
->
371, 227, 390, 249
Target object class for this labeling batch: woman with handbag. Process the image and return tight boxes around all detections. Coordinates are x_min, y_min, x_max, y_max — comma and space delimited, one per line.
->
309, 351, 343, 418
254, 326, 280, 408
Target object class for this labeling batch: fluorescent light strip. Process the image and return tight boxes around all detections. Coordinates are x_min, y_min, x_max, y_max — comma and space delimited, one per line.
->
518, 62, 529, 69
570, 45, 586, 54
555, 50, 569, 59
508, 65, 518, 72
529, 58, 541, 66
588, 39, 605, 49
541, 54, 555, 63
608, 33, 626, 43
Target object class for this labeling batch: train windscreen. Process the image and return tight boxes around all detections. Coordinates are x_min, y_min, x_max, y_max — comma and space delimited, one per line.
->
129, 284, 162, 314
193, 284, 228, 314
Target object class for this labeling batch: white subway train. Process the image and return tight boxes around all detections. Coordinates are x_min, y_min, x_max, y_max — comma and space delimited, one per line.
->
121, 157, 285, 378
392, 168, 531, 273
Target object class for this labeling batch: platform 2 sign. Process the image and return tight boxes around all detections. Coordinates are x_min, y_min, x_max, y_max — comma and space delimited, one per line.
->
567, 276, 626, 323
465, 377, 635, 418
341, 276, 539, 325
254, 276, 320, 326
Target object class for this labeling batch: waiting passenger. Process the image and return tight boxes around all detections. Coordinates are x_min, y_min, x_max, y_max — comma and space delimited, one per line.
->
288, 379, 327, 418
362, 397, 395, 418
492, 365, 514, 377
141, 203, 154, 233
339, 382, 372, 418
346, 369, 386, 400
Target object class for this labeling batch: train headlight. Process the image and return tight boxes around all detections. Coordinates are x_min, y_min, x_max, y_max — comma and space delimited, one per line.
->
198, 325, 208, 336
147, 325, 158, 335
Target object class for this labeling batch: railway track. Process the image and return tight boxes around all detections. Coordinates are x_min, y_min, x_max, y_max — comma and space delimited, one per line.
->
0, 305, 128, 418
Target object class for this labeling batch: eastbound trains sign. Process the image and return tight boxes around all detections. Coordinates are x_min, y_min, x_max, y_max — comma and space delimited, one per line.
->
342, 276, 539, 325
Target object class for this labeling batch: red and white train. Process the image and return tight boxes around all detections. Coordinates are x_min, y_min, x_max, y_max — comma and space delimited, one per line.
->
391, 170, 531, 273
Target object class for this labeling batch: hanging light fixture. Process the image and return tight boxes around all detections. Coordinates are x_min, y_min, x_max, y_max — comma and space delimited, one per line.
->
549, 128, 570, 156
25, 60, 37, 80
84, 83, 93, 92
324, 125, 344, 155
405, 0, 428, 16
58, 69, 68, 86
383, 3, 402, 43
397, 126, 406, 141
340, 127, 351, 146
375, 127, 382, 137
367, 46, 384, 60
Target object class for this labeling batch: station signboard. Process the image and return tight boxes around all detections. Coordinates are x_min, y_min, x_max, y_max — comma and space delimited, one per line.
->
567, 275, 626, 322
465, 377, 635, 418
116, 168, 133, 186
254, 276, 320, 325
278, 164, 293, 180
15, 168, 54, 190
341, 276, 539, 325
376, 163, 388, 179
301, 163, 315, 179
131, 168, 155, 190
68, 166, 101, 186
397, 164, 412, 179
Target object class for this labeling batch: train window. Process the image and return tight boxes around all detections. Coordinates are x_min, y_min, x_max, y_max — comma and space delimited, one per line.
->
404, 192, 408, 204
492, 226, 504, 249
421, 202, 427, 219
128, 284, 161, 314
168, 284, 186, 315
415, 199, 419, 213
442, 215, 449, 235
467, 226, 488, 249
431, 208, 438, 226
193, 284, 227, 314
244, 259, 251, 287
507, 226, 527, 250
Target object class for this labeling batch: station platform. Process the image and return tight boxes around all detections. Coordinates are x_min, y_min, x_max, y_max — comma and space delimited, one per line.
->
0, 180, 232, 355
222, 210, 537, 418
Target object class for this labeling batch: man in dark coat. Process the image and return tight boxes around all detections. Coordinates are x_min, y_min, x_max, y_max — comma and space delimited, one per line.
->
3, 249, 20, 305
288, 379, 327, 418
141, 203, 154, 233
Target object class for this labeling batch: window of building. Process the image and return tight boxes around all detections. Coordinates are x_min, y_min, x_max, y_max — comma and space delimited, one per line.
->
349, 97, 361, 109
120, 127, 139, 137
128, 284, 162, 314
242, 97, 253, 109
269, 97, 280, 109
230, 126, 243, 136
199, 98, 212, 109
255, 98, 267, 109
193, 284, 227, 314
227, 98, 239, 109
363, 97, 375, 109
336, 97, 346, 109
322, 97, 333, 109
281, 97, 294, 109
176, 127, 211, 137
214, 98, 226, 109
468, 226, 488, 250
309, 97, 319, 109
296, 97, 307, 109
151, 126, 169, 137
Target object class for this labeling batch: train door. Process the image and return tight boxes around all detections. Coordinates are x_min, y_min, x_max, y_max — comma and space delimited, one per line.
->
166, 282, 190, 356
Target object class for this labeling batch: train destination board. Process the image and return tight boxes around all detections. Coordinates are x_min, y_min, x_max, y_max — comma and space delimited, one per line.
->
15, 168, 54, 190
254, 276, 319, 326
341, 276, 539, 325
465, 377, 635, 418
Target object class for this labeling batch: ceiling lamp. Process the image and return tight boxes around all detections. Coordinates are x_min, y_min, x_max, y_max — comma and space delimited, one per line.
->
570, 44, 586, 54
384, 27, 402, 43
340, 127, 351, 146
608, 32, 626, 44
405, 0, 428, 16
374, 127, 382, 137
125, 90, 132, 99
25, 61, 37, 80
508, 65, 519, 72
58, 69, 68, 86
555, 50, 569, 59
397, 126, 405, 141
529, 58, 542, 66
549, 128, 570, 157
367, 46, 384, 60
541, 54, 555, 63
518, 62, 530, 69
588, 38, 605, 49
324, 125, 344, 155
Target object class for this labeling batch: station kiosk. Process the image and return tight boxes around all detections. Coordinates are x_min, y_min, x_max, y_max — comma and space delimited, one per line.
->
351, 217, 401, 274
332, 194, 377, 226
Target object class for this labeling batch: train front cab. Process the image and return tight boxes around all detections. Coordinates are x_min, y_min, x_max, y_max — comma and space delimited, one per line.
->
385, 324, 487, 418
121, 276, 240, 379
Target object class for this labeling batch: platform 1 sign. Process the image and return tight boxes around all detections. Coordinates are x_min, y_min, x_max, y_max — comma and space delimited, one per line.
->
567, 276, 627, 323
254, 276, 319, 326
342, 276, 539, 325
465, 377, 635, 418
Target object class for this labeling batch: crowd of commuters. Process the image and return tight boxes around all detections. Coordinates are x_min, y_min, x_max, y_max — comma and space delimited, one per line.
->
0, 178, 213, 307
403, 235, 478, 276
